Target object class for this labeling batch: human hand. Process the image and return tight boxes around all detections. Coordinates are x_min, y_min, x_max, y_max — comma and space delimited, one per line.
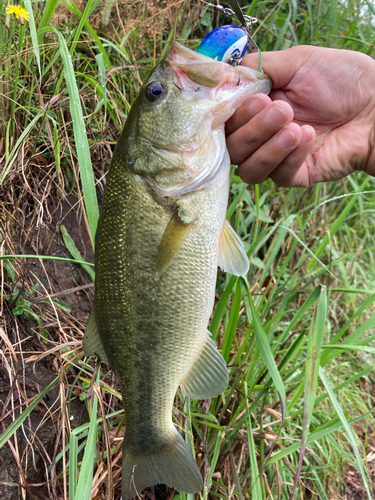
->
226, 45, 375, 187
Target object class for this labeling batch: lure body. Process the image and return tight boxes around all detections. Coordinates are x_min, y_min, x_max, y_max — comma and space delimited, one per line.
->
196, 24, 248, 63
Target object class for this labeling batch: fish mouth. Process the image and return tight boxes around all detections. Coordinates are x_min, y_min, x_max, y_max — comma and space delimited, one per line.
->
167, 42, 272, 126
167, 41, 272, 93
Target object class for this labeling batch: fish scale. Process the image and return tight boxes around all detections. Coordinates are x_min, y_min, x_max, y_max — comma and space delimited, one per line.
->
83, 41, 271, 498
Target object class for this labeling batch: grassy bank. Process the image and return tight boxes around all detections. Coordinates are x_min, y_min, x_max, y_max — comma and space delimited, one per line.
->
0, 0, 374, 499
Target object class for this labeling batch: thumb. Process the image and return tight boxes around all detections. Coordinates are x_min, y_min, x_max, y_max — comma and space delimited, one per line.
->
241, 46, 313, 89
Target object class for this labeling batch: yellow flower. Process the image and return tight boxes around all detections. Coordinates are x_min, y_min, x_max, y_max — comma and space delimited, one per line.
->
5, 4, 30, 21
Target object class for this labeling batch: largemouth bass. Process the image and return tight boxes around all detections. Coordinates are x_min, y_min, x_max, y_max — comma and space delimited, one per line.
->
83, 42, 271, 498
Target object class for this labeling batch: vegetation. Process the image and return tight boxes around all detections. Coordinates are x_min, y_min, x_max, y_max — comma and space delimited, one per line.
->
0, 0, 374, 499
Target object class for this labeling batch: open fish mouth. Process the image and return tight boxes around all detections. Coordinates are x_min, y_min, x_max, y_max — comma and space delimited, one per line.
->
167, 41, 272, 95
166, 41, 272, 128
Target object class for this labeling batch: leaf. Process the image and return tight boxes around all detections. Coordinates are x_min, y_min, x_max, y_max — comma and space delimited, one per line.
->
210, 274, 237, 340
319, 367, 372, 499
289, 285, 327, 499
69, 433, 78, 499
0, 254, 94, 267
74, 384, 99, 500
60, 225, 95, 281
37, 0, 59, 43
23, 0, 41, 79
52, 28, 99, 244
221, 279, 242, 362
244, 382, 263, 500
0, 113, 43, 183
279, 225, 337, 280
0, 377, 59, 448
52, 300, 72, 313
243, 279, 287, 420
250, 257, 265, 269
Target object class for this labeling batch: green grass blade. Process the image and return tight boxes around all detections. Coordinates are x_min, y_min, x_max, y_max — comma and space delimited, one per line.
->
210, 275, 237, 340
60, 225, 95, 281
203, 431, 225, 500
226, 183, 247, 220
268, 409, 375, 466
184, 399, 195, 500
279, 225, 336, 280
221, 279, 242, 362
274, 285, 321, 352
52, 28, 99, 243
319, 367, 372, 499
289, 285, 327, 499
0, 254, 94, 267
322, 344, 375, 354
96, 52, 107, 121
69, 0, 100, 56
260, 215, 296, 285
307, 176, 371, 267
38, 0, 59, 43
74, 383, 99, 500
69, 433, 78, 499
23, 0, 41, 79
243, 279, 287, 419
364, 0, 375, 15
0, 376, 59, 448
0, 113, 43, 183
244, 383, 263, 500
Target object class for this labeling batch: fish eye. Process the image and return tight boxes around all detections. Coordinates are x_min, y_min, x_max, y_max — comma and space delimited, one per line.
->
146, 81, 166, 102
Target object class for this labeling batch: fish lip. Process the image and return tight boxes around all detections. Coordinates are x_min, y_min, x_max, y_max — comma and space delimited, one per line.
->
168, 41, 272, 91
168, 41, 217, 64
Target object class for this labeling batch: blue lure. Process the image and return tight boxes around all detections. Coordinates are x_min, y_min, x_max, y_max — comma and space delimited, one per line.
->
196, 25, 248, 64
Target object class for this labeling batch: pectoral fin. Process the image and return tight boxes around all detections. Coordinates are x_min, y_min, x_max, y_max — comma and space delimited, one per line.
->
155, 211, 194, 278
180, 332, 228, 399
82, 307, 110, 365
218, 220, 249, 277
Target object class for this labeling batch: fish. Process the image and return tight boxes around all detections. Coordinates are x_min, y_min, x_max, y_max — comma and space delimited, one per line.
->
83, 41, 271, 499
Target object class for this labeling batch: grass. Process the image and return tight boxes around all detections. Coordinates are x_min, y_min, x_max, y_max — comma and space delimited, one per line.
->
0, 0, 375, 499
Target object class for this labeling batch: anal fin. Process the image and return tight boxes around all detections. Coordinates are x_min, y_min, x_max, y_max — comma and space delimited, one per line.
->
82, 307, 110, 365
218, 219, 249, 277
180, 332, 228, 399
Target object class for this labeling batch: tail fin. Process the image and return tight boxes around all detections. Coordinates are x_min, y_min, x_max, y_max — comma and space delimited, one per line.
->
121, 430, 203, 499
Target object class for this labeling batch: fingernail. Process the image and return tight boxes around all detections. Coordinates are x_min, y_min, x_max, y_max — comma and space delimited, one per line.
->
265, 105, 288, 127
299, 128, 313, 147
277, 129, 298, 149
248, 98, 266, 116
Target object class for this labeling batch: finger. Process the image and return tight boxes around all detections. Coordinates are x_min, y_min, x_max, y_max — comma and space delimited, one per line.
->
269, 125, 316, 187
237, 122, 303, 184
227, 100, 294, 166
226, 94, 271, 136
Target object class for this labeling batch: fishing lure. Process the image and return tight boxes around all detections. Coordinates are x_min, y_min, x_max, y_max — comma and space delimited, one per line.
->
197, 0, 259, 65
